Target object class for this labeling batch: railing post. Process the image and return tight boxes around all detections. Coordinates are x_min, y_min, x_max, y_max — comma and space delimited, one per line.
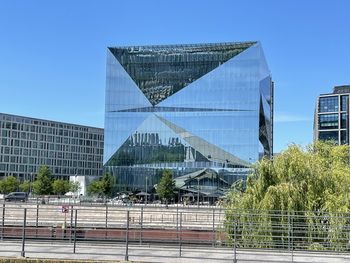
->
139, 207, 143, 245
233, 221, 237, 263
291, 213, 294, 263
176, 206, 179, 239
35, 204, 39, 238
73, 209, 78, 253
21, 208, 27, 257
70, 205, 73, 242
179, 212, 182, 257
105, 204, 108, 239
212, 208, 215, 247
1, 203, 5, 240
125, 210, 130, 261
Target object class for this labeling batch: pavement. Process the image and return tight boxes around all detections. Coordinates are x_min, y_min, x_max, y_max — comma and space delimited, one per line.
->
0, 240, 349, 263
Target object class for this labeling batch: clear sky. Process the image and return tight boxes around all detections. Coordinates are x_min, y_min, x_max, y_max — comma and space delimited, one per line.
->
0, 0, 349, 153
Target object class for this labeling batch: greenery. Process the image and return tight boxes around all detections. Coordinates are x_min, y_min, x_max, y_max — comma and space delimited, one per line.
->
19, 180, 31, 193
225, 141, 350, 251
156, 169, 175, 203
0, 176, 20, 194
32, 165, 53, 195
70, 181, 81, 195
87, 172, 114, 197
52, 179, 71, 195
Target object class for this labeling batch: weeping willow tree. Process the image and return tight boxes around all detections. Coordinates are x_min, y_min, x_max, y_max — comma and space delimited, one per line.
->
225, 141, 350, 250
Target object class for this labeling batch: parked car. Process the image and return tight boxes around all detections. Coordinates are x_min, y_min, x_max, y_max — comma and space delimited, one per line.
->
4, 192, 28, 202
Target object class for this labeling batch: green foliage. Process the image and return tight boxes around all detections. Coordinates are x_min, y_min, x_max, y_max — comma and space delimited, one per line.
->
87, 172, 115, 197
101, 172, 114, 197
225, 141, 350, 251
0, 176, 20, 194
156, 169, 175, 202
87, 180, 104, 196
52, 179, 71, 195
32, 166, 53, 195
69, 181, 81, 194
19, 180, 31, 193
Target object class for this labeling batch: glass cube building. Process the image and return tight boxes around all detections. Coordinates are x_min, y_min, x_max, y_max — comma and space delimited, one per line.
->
104, 41, 273, 193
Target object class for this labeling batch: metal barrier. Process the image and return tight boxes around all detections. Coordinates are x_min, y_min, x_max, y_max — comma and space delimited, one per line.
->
0, 203, 349, 262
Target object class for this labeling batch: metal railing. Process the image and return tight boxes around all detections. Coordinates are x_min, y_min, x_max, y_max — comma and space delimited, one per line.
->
0, 203, 349, 262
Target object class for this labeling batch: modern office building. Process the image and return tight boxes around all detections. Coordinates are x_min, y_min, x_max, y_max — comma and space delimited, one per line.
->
314, 85, 350, 145
0, 113, 104, 180
104, 41, 273, 196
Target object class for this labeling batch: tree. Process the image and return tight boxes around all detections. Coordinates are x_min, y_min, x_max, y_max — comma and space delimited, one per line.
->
69, 181, 81, 195
101, 172, 114, 197
19, 180, 31, 193
0, 176, 20, 194
32, 166, 53, 195
52, 179, 70, 195
87, 172, 114, 197
225, 141, 350, 250
156, 169, 175, 204
87, 180, 104, 197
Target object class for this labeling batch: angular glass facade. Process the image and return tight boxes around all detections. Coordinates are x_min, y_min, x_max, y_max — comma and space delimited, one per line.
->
104, 42, 273, 193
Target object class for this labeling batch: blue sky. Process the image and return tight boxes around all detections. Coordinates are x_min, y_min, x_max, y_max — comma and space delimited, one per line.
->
0, 0, 349, 153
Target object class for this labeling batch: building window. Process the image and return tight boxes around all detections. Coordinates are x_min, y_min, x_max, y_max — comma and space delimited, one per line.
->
318, 114, 338, 129
341, 113, 347, 129
319, 131, 338, 142
341, 130, 348, 145
319, 96, 338, 113
341, 95, 348, 111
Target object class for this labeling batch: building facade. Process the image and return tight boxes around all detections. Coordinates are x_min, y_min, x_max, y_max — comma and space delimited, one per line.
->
314, 85, 350, 145
0, 113, 104, 180
104, 42, 273, 195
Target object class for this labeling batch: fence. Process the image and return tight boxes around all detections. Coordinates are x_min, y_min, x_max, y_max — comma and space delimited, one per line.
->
0, 202, 349, 262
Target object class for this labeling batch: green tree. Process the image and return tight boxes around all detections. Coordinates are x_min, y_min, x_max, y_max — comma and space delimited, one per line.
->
87, 172, 115, 197
0, 176, 20, 194
225, 141, 350, 250
156, 169, 175, 204
52, 179, 71, 195
69, 181, 81, 195
101, 172, 114, 197
19, 180, 31, 193
32, 166, 53, 195
87, 180, 104, 196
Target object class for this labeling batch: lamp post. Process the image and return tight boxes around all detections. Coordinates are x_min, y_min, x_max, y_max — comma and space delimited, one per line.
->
145, 176, 148, 205
197, 178, 200, 208
30, 173, 33, 194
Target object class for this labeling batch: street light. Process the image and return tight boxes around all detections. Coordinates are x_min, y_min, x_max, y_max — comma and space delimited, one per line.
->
197, 177, 200, 208
145, 176, 148, 205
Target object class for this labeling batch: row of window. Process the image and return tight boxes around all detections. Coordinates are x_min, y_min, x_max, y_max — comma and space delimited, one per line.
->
1, 129, 103, 144
318, 113, 348, 130
319, 95, 349, 113
0, 123, 103, 141
1, 146, 102, 161
0, 115, 102, 134
318, 130, 348, 144
0, 138, 103, 154
0, 154, 101, 168
0, 163, 102, 176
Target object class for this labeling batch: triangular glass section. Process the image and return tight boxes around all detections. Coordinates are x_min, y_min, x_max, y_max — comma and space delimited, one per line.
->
158, 43, 260, 110
106, 49, 152, 112
104, 112, 150, 164
105, 114, 208, 166
155, 114, 250, 167
108, 42, 256, 106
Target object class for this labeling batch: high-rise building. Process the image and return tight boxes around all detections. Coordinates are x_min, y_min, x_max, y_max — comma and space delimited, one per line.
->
104, 42, 273, 194
0, 113, 104, 180
314, 85, 350, 145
